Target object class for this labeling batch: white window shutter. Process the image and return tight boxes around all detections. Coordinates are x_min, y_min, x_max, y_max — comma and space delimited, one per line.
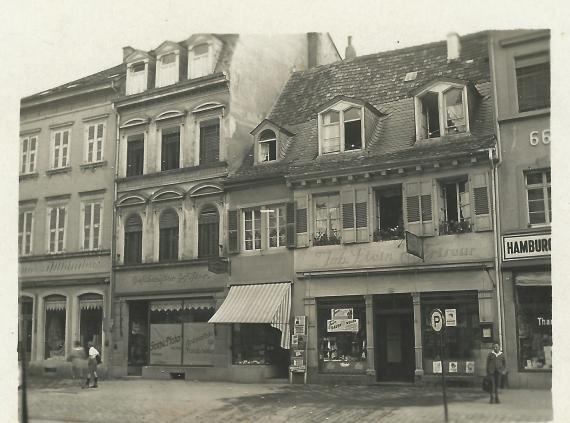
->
340, 189, 356, 243
355, 187, 369, 243
294, 193, 309, 247
470, 172, 492, 232
420, 180, 434, 236
404, 181, 422, 236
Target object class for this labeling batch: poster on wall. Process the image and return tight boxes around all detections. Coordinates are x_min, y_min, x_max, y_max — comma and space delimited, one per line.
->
294, 315, 306, 335
433, 361, 442, 374
183, 323, 215, 366
327, 319, 359, 332
449, 361, 458, 373
150, 324, 182, 365
466, 361, 475, 374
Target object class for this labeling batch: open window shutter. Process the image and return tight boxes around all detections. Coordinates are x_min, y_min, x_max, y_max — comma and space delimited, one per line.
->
470, 172, 492, 232
404, 181, 421, 236
420, 180, 434, 236
227, 209, 239, 254
436, 182, 446, 235
286, 202, 296, 249
341, 189, 356, 243
355, 188, 369, 243
295, 194, 309, 247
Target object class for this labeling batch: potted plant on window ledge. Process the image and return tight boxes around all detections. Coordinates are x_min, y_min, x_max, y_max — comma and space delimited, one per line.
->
313, 230, 341, 246
439, 220, 472, 235
373, 223, 405, 242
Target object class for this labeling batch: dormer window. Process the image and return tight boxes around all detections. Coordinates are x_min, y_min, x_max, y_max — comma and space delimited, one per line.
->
126, 61, 148, 95
415, 82, 469, 141
319, 104, 364, 154
259, 130, 277, 162
190, 44, 210, 79
156, 52, 178, 87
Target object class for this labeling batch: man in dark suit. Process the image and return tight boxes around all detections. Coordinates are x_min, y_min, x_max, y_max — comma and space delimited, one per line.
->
486, 342, 506, 403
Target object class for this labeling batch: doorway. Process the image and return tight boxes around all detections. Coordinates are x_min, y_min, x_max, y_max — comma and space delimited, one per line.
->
374, 294, 415, 382
128, 301, 149, 375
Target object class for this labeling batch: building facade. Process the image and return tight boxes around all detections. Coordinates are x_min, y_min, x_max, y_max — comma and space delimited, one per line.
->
18, 65, 124, 374
490, 29, 551, 388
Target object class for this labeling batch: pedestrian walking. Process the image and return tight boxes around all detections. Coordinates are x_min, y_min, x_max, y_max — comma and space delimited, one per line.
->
486, 342, 506, 404
84, 342, 100, 389
68, 341, 86, 380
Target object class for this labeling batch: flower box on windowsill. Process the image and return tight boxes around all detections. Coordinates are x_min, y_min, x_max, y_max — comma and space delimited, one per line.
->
313, 231, 341, 246
439, 220, 472, 235
373, 226, 405, 242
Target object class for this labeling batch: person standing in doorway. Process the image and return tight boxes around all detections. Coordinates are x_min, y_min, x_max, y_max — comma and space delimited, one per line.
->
84, 342, 100, 389
486, 342, 506, 403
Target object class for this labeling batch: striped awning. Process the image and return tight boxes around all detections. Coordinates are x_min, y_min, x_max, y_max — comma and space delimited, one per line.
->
209, 283, 291, 349
515, 271, 551, 286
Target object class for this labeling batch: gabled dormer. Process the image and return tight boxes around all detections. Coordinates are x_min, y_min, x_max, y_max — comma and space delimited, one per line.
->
251, 119, 295, 165
123, 47, 156, 95
412, 78, 479, 141
316, 96, 382, 156
154, 41, 187, 88
185, 34, 223, 80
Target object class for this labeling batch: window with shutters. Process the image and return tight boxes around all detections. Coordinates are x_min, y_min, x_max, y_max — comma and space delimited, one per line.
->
319, 105, 364, 155
20, 136, 38, 174
47, 206, 66, 253
258, 130, 277, 163
126, 134, 144, 177
51, 129, 71, 169
198, 206, 219, 258
82, 202, 102, 250
516, 54, 550, 112
161, 127, 180, 171
373, 186, 404, 241
159, 208, 179, 261
85, 122, 105, 163
404, 181, 434, 237
18, 211, 33, 256
525, 169, 551, 226
438, 179, 472, 235
156, 52, 178, 88
199, 119, 220, 165
124, 213, 143, 264
314, 194, 341, 245
127, 61, 148, 95
243, 209, 261, 251
189, 44, 211, 79
268, 206, 286, 248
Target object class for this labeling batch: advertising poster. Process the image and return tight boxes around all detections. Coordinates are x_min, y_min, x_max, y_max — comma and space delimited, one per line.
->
466, 361, 475, 374
150, 324, 182, 365
432, 360, 442, 374
331, 308, 353, 319
183, 323, 215, 366
327, 318, 359, 332
449, 361, 458, 373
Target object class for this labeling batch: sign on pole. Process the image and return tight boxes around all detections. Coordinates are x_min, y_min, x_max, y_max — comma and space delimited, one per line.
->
444, 309, 457, 327
405, 231, 424, 260
430, 308, 444, 332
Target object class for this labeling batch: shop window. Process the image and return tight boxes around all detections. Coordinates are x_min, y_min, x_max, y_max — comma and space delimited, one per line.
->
79, 293, 103, 355
243, 209, 261, 251
44, 295, 67, 359
159, 208, 179, 262
82, 202, 102, 250
268, 205, 286, 248
20, 135, 37, 174
516, 54, 550, 112
198, 206, 219, 258
161, 127, 180, 171
19, 297, 33, 358
421, 291, 480, 375
47, 206, 66, 253
317, 300, 367, 374
126, 134, 144, 177
374, 186, 404, 241
314, 194, 341, 245
124, 213, 143, 264
19, 210, 33, 256
232, 323, 287, 365
438, 179, 472, 235
85, 122, 105, 163
525, 169, 551, 225
319, 106, 363, 154
516, 286, 552, 371
258, 130, 277, 163
199, 119, 220, 165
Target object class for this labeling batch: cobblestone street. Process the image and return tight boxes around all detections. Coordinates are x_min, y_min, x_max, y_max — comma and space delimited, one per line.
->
24, 378, 553, 423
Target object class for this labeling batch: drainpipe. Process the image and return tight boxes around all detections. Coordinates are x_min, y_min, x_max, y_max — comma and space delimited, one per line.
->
489, 147, 503, 349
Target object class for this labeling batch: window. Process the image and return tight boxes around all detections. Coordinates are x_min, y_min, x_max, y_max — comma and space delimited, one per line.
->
124, 213, 143, 264
48, 206, 66, 253
161, 53, 176, 65
161, 127, 180, 171
199, 119, 220, 164
416, 84, 468, 140
516, 54, 550, 112
320, 106, 363, 154
526, 169, 551, 225
443, 88, 466, 134
243, 209, 261, 251
18, 211, 33, 255
258, 130, 277, 162
82, 202, 102, 250
314, 194, 341, 245
85, 123, 104, 163
268, 206, 286, 248
44, 295, 67, 359
190, 44, 210, 79
232, 324, 287, 365
439, 179, 472, 234
51, 129, 70, 169
127, 61, 147, 95
374, 186, 404, 241
157, 53, 178, 87
20, 136, 37, 174
198, 206, 219, 258
159, 209, 179, 261
126, 134, 144, 177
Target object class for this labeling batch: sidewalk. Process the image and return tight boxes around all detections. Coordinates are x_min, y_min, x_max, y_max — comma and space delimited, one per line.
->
24, 378, 553, 423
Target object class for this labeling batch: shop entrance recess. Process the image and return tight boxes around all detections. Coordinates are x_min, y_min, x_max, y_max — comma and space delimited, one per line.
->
127, 301, 149, 376
374, 294, 415, 382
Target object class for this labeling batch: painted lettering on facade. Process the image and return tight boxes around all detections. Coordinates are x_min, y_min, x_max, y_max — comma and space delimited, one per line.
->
19, 255, 109, 276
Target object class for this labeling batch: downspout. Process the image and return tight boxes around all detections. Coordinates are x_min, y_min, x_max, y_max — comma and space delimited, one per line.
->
489, 147, 503, 349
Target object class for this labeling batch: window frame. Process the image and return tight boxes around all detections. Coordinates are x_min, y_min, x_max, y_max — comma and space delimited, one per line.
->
19, 210, 34, 256
126, 133, 145, 177
189, 43, 212, 79
124, 212, 143, 265
318, 104, 365, 155
126, 60, 148, 95
257, 130, 278, 163
515, 53, 550, 113
196, 116, 221, 165
20, 135, 38, 175
313, 193, 342, 245
46, 205, 67, 253
50, 128, 71, 169
84, 122, 105, 164
525, 169, 551, 227
158, 208, 180, 262
267, 205, 287, 249
160, 125, 181, 171
81, 200, 103, 251
156, 51, 179, 88
242, 208, 262, 251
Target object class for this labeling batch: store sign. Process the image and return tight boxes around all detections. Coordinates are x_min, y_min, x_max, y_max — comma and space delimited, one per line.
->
183, 323, 215, 366
503, 233, 551, 261
405, 231, 424, 260
327, 318, 359, 332
445, 309, 457, 327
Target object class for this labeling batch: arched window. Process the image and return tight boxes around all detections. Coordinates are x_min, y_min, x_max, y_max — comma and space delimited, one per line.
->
159, 208, 179, 261
258, 129, 277, 162
198, 206, 219, 258
44, 294, 66, 359
124, 214, 143, 264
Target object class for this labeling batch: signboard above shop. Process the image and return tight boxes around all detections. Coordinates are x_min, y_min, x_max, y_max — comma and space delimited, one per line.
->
503, 233, 551, 261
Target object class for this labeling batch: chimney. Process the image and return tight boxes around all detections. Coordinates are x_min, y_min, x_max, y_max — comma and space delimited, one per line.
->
446, 33, 461, 62
307, 32, 320, 69
122, 46, 135, 62
345, 36, 356, 60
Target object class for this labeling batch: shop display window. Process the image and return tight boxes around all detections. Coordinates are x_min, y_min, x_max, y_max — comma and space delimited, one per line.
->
232, 323, 286, 365
421, 291, 480, 374
317, 299, 367, 374
44, 295, 67, 359
516, 286, 552, 371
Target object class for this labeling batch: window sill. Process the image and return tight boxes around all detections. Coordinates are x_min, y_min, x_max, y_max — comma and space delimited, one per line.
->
416, 132, 470, 143
19, 172, 39, 181
80, 161, 107, 170
498, 108, 550, 123
46, 167, 72, 176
